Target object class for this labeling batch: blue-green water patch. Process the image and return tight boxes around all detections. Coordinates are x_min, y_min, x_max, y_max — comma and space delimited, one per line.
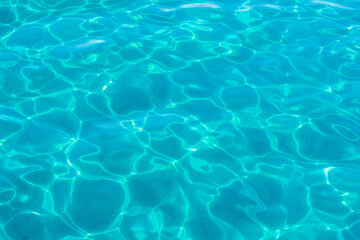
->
1, 0, 360, 239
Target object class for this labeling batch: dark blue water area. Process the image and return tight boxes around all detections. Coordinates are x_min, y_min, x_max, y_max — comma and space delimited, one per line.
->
1, 0, 360, 239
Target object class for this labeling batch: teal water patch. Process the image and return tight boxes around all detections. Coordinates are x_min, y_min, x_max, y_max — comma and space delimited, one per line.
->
1, 0, 360, 239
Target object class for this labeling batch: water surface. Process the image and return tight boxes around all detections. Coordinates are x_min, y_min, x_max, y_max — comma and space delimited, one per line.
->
1, 0, 360, 239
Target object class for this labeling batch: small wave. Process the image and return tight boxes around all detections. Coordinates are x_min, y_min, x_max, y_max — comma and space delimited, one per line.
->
311, 0, 353, 10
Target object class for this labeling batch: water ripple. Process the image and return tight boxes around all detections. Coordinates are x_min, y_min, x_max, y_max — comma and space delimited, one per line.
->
0, 0, 360, 239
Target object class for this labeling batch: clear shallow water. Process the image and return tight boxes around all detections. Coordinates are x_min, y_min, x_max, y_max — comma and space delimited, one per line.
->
1, 0, 360, 239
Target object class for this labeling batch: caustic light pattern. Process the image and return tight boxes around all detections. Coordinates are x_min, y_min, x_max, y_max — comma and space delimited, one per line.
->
0, 0, 360, 240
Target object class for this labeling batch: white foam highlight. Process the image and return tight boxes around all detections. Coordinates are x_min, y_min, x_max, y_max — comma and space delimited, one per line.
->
76, 39, 105, 48
179, 3, 221, 9
311, 1, 353, 10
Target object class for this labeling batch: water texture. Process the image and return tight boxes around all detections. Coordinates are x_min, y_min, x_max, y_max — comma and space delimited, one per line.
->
0, 0, 360, 239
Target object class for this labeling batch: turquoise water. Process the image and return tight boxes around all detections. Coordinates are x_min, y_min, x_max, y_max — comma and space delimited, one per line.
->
1, 0, 360, 239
